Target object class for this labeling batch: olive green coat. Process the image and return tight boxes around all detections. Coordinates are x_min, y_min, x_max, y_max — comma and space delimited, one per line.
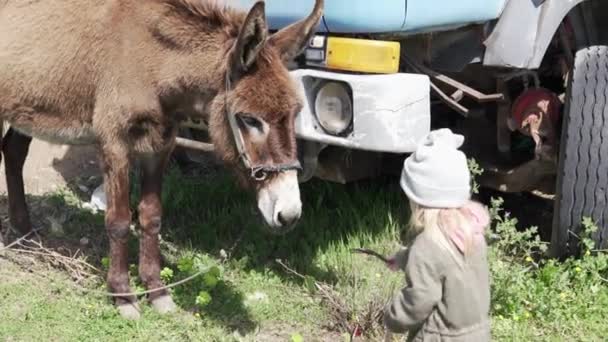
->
384, 231, 491, 342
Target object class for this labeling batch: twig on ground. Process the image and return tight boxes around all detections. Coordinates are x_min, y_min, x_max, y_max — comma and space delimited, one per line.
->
276, 258, 395, 339
0, 228, 40, 251
6, 236, 209, 298
3, 237, 100, 282
20, 238, 101, 272
85, 267, 210, 297
276, 259, 352, 334
275, 258, 306, 279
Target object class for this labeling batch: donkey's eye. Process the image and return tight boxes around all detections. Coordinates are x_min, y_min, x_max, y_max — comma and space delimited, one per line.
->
238, 114, 264, 131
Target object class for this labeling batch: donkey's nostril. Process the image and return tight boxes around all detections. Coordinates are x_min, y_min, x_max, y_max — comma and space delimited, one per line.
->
277, 211, 299, 227
277, 212, 288, 226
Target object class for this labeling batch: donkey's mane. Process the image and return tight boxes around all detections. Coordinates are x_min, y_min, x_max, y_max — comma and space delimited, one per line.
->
164, 0, 247, 37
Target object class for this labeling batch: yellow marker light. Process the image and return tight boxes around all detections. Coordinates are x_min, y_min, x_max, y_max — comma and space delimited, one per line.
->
325, 37, 400, 74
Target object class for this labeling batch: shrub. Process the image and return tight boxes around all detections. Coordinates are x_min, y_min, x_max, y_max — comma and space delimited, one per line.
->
488, 198, 608, 322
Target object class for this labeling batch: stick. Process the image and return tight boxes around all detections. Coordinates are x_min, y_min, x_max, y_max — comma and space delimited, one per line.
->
9, 248, 98, 274
20, 238, 102, 272
0, 229, 38, 251
3, 234, 208, 298
89, 268, 209, 297
350, 248, 391, 264
275, 259, 306, 280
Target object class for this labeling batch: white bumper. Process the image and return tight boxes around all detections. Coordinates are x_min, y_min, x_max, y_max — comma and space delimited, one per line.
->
290, 69, 431, 153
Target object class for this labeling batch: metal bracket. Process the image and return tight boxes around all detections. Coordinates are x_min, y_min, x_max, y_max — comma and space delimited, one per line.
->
403, 57, 504, 117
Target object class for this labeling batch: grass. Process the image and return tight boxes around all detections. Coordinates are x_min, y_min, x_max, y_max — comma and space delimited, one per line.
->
1, 167, 607, 341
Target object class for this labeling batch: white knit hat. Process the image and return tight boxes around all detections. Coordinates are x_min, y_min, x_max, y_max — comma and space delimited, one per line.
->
400, 128, 471, 208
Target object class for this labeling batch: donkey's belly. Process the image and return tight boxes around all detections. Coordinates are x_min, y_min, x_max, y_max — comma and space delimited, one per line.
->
8, 122, 97, 145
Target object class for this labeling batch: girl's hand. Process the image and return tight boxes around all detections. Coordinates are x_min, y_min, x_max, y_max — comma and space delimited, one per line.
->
387, 247, 409, 272
386, 257, 399, 272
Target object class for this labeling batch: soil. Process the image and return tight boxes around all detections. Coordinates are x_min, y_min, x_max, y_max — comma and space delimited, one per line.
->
0, 140, 101, 196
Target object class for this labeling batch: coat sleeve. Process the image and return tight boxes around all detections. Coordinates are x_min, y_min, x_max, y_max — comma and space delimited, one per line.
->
383, 241, 444, 333
393, 246, 410, 271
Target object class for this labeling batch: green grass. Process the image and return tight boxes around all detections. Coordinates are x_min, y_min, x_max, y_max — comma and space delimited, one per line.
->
1, 168, 607, 341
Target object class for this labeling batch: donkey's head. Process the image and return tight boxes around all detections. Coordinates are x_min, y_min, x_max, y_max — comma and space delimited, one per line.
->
208, 0, 324, 233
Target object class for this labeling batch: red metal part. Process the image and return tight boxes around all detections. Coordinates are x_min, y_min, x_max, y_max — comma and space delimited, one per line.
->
509, 87, 562, 162
511, 88, 561, 129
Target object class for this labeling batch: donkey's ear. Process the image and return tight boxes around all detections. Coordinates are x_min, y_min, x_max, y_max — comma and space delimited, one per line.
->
268, 0, 324, 62
230, 1, 268, 78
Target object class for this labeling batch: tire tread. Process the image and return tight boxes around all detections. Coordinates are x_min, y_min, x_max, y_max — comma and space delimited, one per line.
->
553, 46, 608, 255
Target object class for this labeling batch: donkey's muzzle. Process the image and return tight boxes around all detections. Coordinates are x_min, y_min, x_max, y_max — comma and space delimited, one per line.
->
256, 170, 302, 234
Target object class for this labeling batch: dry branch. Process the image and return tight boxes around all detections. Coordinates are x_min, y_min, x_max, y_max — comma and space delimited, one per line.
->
1, 231, 206, 298
276, 259, 390, 339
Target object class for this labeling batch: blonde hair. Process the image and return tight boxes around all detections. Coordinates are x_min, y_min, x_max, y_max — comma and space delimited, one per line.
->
408, 200, 483, 266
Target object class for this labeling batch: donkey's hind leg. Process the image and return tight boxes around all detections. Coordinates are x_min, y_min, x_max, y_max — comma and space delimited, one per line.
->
2, 128, 33, 235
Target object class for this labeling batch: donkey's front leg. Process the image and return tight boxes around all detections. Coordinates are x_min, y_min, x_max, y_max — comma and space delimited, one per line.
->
137, 150, 176, 314
100, 144, 139, 320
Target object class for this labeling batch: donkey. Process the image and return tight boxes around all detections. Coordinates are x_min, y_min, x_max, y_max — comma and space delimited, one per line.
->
0, 0, 323, 319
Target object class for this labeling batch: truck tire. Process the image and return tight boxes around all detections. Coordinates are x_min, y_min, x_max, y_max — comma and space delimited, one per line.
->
552, 46, 608, 257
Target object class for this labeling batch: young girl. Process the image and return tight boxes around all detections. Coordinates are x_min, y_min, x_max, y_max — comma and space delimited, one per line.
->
383, 128, 491, 342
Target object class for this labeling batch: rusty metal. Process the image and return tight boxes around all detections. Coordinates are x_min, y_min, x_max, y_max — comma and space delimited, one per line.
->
431, 73, 504, 102
478, 158, 557, 194
409, 59, 505, 102
403, 56, 506, 117
403, 57, 469, 116
451, 89, 465, 102
509, 88, 562, 161
430, 81, 469, 116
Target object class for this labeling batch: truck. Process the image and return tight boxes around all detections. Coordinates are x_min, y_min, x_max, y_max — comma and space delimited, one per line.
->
176, 0, 608, 256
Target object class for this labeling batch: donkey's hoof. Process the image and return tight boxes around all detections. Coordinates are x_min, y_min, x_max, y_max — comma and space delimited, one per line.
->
150, 295, 177, 314
117, 302, 141, 320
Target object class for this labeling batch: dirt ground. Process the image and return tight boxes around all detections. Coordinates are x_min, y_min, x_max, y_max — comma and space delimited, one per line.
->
0, 140, 101, 196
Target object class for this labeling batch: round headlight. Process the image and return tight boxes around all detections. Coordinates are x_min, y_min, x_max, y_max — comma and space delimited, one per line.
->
314, 82, 353, 135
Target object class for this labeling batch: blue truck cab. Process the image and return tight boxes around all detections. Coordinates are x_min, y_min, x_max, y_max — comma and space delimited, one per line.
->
235, 0, 505, 34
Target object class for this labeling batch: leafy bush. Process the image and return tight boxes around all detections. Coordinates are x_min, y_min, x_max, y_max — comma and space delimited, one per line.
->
488, 197, 608, 323
467, 158, 484, 195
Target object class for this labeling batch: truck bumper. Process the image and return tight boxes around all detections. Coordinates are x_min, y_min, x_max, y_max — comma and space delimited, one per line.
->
290, 69, 430, 154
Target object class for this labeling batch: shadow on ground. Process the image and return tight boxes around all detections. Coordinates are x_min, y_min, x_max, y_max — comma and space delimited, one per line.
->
0, 186, 259, 334
1, 147, 556, 335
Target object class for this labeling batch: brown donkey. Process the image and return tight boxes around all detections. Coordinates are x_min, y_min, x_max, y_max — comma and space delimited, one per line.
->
0, 0, 323, 319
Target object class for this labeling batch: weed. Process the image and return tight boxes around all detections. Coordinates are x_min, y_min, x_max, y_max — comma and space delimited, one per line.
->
468, 158, 484, 195
489, 198, 608, 340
